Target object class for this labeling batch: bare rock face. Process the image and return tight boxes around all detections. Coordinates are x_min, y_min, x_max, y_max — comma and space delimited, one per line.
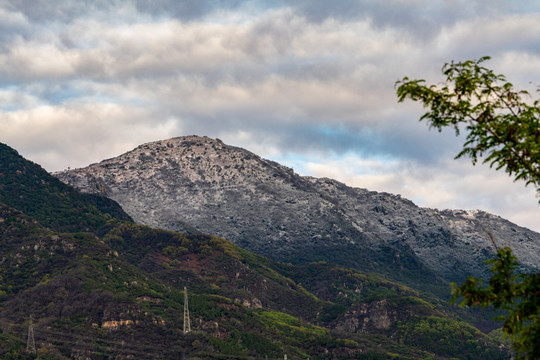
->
334, 299, 435, 333
54, 136, 540, 284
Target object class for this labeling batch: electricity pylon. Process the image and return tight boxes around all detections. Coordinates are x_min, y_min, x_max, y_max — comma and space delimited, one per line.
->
27, 317, 36, 354
183, 286, 191, 333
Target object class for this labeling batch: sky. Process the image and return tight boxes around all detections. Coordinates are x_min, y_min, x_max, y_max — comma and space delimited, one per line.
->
1, 0, 540, 232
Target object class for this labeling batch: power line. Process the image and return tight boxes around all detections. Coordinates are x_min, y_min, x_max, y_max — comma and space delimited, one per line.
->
1, 318, 293, 360
0, 318, 184, 358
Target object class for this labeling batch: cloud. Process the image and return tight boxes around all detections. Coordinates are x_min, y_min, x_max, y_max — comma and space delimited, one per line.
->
303, 154, 540, 232
3, 0, 134, 23
0, 103, 181, 171
434, 13, 540, 63
1, 0, 540, 232
0, 6, 30, 43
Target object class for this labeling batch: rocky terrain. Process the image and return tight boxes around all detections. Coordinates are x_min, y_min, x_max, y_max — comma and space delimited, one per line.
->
54, 135, 540, 285
1, 141, 509, 359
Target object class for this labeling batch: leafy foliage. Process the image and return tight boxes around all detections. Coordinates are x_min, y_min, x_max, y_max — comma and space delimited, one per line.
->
397, 57, 540, 359
452, 248, 540, 359
396, 56, 540, 198
0, 143, 132, 232
395, 316, 506, 359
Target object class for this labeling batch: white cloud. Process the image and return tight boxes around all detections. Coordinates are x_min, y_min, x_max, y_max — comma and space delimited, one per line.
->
433, 13, 540, 62
0, 6, 28, 28
0, 0, 539, 233
0, 103, 181, 171
0, 40, 77, 81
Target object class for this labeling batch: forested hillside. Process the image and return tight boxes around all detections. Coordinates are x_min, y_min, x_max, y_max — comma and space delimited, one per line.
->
0, 142, 508, 359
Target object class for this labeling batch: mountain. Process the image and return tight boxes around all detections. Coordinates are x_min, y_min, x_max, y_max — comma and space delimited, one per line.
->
0, 143, 509, 358
0, 143, 132, 233
0, 201, 346, 359
54, 136, 540, 287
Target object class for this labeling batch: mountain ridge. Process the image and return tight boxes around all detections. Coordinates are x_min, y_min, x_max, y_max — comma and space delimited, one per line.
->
54, 135, 540, 287
0, 139, 509, 358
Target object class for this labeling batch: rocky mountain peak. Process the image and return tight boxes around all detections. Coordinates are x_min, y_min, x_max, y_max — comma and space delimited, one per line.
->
54, 136, 540, 286
75, 135, 296, 191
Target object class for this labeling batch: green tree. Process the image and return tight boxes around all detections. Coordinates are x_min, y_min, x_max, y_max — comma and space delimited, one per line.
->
396, 56, 540, 195
396, 56, 540, 359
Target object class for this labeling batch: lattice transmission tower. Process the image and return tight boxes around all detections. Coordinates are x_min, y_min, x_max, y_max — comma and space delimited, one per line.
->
183, 286, 191, 333
27, 317, 36, 354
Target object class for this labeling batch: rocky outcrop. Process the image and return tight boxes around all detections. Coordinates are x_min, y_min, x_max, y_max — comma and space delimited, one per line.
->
54, 136, 540, 283
334, 299, 436, 333
234, 297, 263, 309
101, 319, 138, 331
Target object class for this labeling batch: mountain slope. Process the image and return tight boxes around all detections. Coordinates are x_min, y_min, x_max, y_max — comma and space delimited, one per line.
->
0, 141, 509, 359
0, 201, 341, 359
0, 143, 132, 233
54, 136, 540, 285
0, 199, 507, 360
0, 143, 354, 358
